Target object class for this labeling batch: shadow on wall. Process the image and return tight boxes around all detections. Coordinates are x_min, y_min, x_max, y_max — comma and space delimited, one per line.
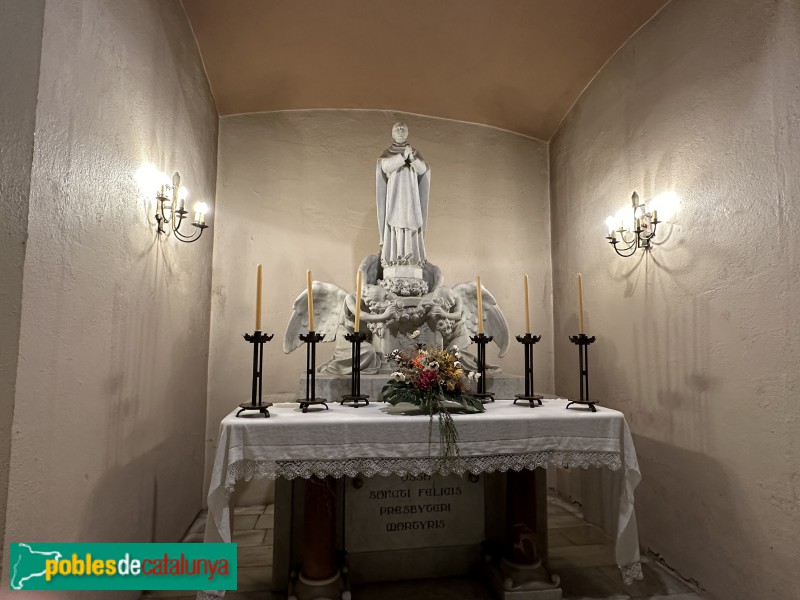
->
632, 433, 776, 596
89, 226, 205, 551
631, 296, 715, 455
81, 436, 201, 549
597, 229, 715, 455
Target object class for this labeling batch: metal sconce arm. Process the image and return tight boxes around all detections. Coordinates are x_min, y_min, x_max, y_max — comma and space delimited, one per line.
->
153, 171, 209, 244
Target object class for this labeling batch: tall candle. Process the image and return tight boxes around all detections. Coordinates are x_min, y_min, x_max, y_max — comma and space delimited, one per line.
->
307, 270, 315, 332
577, 273, 585, 334
354, 270, 362, 333
256, 264, 263, 331
524, 274, 531, 334
476, 276, 484, 334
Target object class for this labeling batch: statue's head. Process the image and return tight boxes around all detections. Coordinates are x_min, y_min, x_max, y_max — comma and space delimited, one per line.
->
363, 284, 387, 303
391, 122, 409, 144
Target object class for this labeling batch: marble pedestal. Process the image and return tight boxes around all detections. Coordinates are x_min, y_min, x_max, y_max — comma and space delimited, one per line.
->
299, 374, 528, 403
287, 569, 351, 600
484, 468, 562, 599
380, 264, 428, 296
484, 560, 563, 600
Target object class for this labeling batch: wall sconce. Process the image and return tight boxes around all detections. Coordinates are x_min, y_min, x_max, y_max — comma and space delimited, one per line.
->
605, 191, 660, 258
154, 171, 209, 243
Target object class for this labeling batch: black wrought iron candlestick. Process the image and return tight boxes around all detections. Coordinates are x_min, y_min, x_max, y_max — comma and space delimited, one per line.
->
298, 331, 328, 413
236, 330, 274, 417
514, 333, 543, 407
566, 333, 599, 412
469, 333, 495, 403
341, 331, 369, 407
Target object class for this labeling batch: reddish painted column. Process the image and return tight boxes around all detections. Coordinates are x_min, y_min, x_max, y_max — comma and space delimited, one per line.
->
301, 476, 338, 580
505, 468, 542, 565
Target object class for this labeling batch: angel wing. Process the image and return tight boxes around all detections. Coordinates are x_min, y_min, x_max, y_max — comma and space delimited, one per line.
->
359, 254, 381, 286
452, 281, 510, 357
283, 281, 349, 353
422, 262, 444, 292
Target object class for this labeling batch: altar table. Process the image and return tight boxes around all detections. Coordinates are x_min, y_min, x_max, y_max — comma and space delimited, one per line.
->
201, 396, 642, 598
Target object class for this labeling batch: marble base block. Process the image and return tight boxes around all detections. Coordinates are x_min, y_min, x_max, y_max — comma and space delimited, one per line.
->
298, 374, 386, 403
298, 374, 531, 403
287, 568, 351, 600
383, 264, 423, 279
484, 559, 562, 600
467, 374, 528, 401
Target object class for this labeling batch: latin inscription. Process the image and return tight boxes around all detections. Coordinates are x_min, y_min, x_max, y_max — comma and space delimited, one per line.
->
345, 473, 484, 552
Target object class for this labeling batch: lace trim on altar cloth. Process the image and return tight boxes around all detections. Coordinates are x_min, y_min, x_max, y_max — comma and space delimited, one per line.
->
620, 561, 644, 585
223, 450, 622, 494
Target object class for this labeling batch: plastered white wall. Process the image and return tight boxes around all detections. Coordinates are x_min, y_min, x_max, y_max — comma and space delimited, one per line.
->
0, 0, 45, 577
206, 110, 552, 492
2, 1, 218, 596
549, 0, 800, 597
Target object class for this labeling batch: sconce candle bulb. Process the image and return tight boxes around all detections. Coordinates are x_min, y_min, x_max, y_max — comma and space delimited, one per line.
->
177, 186, 188, 211
194, 202, 208, 225
605, 216, 617, 237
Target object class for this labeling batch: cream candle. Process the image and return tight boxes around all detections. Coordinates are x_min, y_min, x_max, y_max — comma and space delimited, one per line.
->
524, 274, 531, 334
256, 264, 262, 331
476, 276, 484, 334
354, 270, 362, 333
307, 270, 315, 332
577, 273, 585, 334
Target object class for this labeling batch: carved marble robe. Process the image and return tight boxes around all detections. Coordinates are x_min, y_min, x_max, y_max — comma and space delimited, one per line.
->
376, 143, 431, 267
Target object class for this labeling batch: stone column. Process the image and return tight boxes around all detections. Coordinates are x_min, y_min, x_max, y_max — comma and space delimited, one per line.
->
487, 468, 560, 598
505, 468, 541, 565
301, 475, 338, 581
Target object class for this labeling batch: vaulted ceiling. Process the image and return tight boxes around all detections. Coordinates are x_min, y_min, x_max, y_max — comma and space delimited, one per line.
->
182, 0, 670, 140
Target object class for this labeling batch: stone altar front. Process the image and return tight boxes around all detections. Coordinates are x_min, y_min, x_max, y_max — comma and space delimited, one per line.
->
343, 472, 485, 581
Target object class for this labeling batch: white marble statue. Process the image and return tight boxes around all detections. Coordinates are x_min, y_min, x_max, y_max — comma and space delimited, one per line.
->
376, 122, 431, 274
283, 123, 511, 374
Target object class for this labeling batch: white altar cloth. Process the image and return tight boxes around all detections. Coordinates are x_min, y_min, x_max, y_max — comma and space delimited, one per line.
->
201, 396, 642, 598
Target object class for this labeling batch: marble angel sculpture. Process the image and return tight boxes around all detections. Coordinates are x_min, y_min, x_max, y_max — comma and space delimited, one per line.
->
376, 122, 431, 269
283, 278, 399, 375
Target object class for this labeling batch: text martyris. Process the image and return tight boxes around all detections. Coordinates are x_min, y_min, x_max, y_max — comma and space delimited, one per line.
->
386, 520, 446, 532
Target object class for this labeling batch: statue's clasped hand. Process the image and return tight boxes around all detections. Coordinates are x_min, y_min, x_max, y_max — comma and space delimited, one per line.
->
383, 305, 400, 322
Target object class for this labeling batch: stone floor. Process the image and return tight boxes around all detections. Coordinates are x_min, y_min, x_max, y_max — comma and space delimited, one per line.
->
140, 495, 704, 600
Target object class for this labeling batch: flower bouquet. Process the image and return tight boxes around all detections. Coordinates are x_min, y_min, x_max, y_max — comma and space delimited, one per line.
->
381, 346, 485, 459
